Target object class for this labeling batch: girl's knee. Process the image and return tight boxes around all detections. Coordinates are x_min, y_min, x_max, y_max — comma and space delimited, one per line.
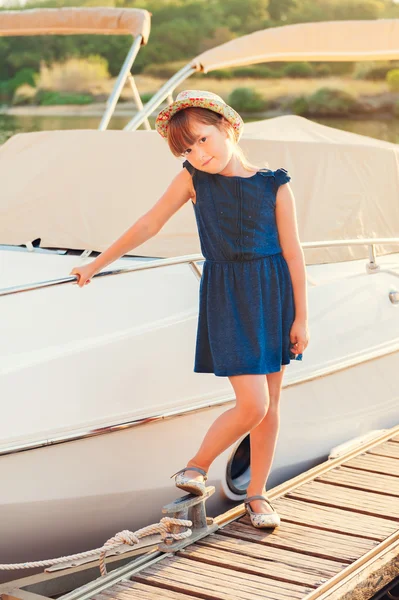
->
230, 374, 269, 427
242, 401, 268, 428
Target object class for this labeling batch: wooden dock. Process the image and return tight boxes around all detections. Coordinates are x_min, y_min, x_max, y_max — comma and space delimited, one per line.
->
2, 425, 399, 600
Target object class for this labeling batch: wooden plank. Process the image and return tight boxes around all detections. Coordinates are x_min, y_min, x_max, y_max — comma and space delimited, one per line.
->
305, 536, 399, 600
368, 441, 399, 459
390, 433, 399, 443
287, 480, 399, 521
0, 591, 51, 600
178, 533, 345, 588
0, 547, 156, 599
218, 520, 376, 563
344, 453, 399, 477
132, 555, 311, 600
271, 497, 398, 540
316, 465, 399, 497
94, 580, 196, 599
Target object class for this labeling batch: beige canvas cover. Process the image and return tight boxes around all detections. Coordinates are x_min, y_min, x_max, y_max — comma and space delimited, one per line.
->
0, 130, 197, 259
0, 7, 151, 43
241, 116, 399, 264
0, 120, 398, 264
193, 19, 399, 72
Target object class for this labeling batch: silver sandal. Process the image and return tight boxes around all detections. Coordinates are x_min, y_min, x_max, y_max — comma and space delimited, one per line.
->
170, 466, 208, 496
244, 494, 281, 529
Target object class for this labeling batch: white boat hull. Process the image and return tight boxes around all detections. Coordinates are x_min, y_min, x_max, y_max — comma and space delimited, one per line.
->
0, 352, 398, 582
1, 249, 399, 582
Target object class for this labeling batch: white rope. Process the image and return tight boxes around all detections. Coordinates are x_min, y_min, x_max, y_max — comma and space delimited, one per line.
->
0, 517, 192, 577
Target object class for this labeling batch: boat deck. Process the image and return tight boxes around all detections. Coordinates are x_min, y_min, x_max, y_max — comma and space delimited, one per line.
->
1, 425, 399, 600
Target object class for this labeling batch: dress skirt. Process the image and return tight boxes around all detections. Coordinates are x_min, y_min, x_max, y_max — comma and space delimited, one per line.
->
194, 252, 299, 377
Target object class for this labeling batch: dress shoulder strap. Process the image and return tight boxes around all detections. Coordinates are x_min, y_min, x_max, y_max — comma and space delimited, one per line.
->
258, 167, 291, 193
273, 167, 291, 187
182, 160, 196, 176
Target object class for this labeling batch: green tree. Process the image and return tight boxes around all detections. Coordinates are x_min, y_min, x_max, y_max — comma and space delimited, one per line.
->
1, 0, 394, 83
268, 0, 297, 21
289, 0, 385, 21
219, 0, 270, 33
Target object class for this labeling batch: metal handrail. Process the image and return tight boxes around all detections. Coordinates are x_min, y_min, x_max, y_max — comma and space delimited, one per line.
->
1, 238, 398, 298
0, 253, 204, 297
302, 237, 399, 248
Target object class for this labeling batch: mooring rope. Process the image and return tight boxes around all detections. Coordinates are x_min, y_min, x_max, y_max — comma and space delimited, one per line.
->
0, 517, 192, 577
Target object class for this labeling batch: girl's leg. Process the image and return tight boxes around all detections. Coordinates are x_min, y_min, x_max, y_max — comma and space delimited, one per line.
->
246, 366, 286, 514
183, 374, 269, 481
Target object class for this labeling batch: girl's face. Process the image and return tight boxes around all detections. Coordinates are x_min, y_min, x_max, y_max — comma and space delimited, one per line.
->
181, 120, 234, 174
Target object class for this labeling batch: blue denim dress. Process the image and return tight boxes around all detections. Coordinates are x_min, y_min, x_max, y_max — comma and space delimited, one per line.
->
184, 160, 302, 377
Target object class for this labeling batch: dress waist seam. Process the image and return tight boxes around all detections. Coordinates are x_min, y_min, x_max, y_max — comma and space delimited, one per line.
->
205, 251, 282, 264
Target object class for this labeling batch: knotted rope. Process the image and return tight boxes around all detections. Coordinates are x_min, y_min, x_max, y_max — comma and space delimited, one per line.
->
0, 517, 192, 577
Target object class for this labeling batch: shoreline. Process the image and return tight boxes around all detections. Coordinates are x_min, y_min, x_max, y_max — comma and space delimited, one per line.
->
2, 75, 399, 119
1, 102, 150, 118
1, 104, 398, 120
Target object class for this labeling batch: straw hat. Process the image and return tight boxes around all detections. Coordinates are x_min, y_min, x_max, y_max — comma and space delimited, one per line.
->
155, 90, 244, 142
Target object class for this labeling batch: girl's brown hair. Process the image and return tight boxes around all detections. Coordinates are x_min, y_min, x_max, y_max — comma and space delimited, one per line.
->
167, 107, 262, 172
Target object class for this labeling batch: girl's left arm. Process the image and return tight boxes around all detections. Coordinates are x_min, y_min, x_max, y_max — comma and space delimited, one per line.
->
275, 182, 310, 352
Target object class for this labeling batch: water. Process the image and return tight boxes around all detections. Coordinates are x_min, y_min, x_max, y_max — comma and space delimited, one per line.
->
0, 114, 135, 145
1, 113, 399, 145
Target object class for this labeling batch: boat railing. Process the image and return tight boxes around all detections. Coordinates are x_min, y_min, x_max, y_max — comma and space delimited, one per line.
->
0, 237, 398, 298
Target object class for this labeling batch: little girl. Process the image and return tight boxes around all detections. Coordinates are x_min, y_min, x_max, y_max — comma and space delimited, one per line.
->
71, 90, 309, 529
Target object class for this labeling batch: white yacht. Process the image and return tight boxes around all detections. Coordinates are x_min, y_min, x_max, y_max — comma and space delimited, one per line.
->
1, 12, 399, 581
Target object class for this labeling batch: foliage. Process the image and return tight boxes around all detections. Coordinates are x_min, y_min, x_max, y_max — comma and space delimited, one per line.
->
140, 92, 155, 103
12, 84, 36, 106
353, 61, 399, 80
37, 56, 109, 93
217, 0, 270, 34
0, 68, 38, 103
288, 0, 386, 22
205, 69, 234, 79
313, 64, 332, 77
142, 61, 236, 79
320, 61, 354, 76
305, 87, 358, 115
268, 0, 297, 21
0, 81, 11, 104
231, 65, 284, 78
386, 69, 399, 91
289, 95, 309, 115
1, 0, 398, 89
34, 90, 93, 105
9, 68, 37, 92
282, 62, 314, 78
142, 61, 332, 80
198, 26, 236, 53
142, 60, 188, 78
228, 87, 267, 112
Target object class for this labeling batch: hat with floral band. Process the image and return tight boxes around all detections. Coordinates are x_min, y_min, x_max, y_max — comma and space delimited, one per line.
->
155, 90, 244, 142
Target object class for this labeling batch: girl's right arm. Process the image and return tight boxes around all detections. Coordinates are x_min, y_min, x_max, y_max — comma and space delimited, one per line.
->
70, 167, 195, 287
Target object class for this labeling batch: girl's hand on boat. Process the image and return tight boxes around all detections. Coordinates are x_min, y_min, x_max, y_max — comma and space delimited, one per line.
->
70, 265, 96, 288
289, 319, 310, 356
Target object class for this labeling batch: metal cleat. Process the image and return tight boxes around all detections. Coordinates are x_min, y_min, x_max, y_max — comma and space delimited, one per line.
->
158, 486, 218, 552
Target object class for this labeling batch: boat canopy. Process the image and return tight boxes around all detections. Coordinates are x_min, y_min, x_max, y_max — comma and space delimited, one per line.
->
0, 7, 152, 130
124, 18, 399, 132
192, 19, 399, 72
0, 7, 151, 43
1, 119, 399, 264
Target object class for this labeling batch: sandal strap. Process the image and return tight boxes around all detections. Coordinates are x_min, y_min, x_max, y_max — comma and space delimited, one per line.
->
244, 495, 275, 510
170, 466, 208, 480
